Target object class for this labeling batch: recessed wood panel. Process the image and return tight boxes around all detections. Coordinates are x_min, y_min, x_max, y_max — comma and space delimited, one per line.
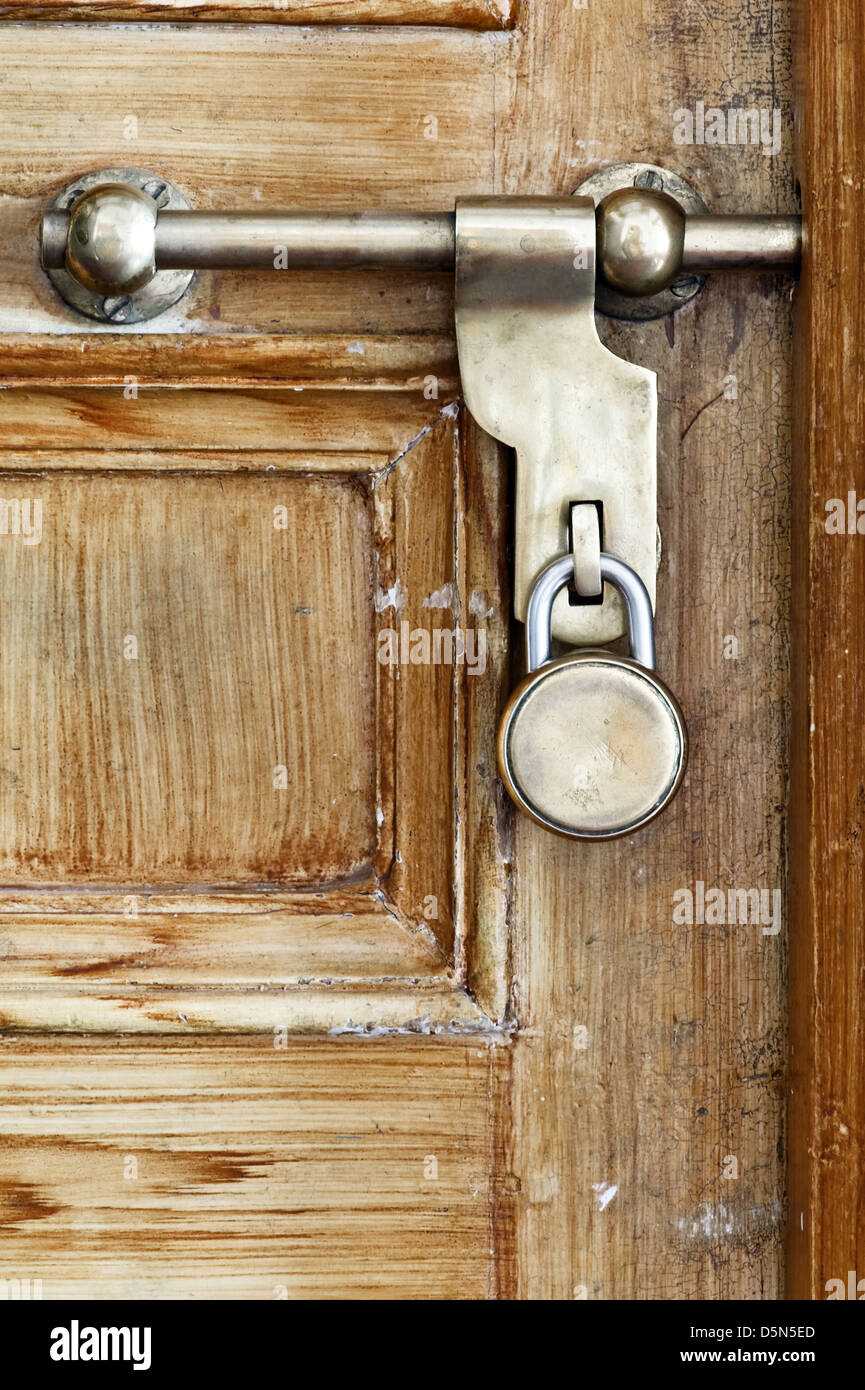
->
0, 389, 511, 1031
0, 1035, 510, 1300
0, 472, 377, 885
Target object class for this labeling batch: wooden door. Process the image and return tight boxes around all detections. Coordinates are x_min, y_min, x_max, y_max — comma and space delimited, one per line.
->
0, 0, 850, 1303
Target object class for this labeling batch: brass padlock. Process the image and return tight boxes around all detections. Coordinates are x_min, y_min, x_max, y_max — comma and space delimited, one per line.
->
498, 553, 687, 839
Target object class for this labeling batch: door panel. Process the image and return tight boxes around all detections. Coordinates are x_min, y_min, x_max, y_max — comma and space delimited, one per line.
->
0, 0, 796, 1300
0, 472, 378, 884
0, 375, 511, 1033
0, 1036, 510, 1299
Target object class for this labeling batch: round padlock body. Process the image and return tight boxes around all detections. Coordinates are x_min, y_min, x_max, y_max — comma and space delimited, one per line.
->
498, 652, 687, 839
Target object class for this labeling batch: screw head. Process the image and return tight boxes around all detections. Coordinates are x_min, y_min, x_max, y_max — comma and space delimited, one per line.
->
65, 183, 157, 295
101, 295, 134, 322
597, 186, 686, 297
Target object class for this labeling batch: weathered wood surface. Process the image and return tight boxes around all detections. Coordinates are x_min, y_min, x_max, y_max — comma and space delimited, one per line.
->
0, 0, 795, 1300
0, 334, 459, 390
0, 25, 492, 337
0, 390, 510, 1031
0, 1036, 511, 1299
787, 0, 865, 1302
0, 472, 379, 886
0, 0, 515, 27
495, 0, 794, 1299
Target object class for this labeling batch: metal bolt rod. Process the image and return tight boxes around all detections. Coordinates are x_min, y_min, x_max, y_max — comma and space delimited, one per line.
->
40, 207, 458, 275
41, 200, 802, 287
682, 214, 801, 272
158, 210, 802, 276
157, 209, 458, 271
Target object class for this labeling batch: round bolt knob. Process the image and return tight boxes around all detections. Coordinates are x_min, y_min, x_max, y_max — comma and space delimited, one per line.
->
65, 184, 158, 295
597, 186, 685, 297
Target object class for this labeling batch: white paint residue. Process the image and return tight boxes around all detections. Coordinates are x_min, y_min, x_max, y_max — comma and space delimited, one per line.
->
376, 805, 384, 827
677, 1200, 783, 1240
346, 340, 365, 355
592, 1181, 618, 1211
422, 581, 459, 611
678, 1204, 735, 1238
468, 589, 494, 619
374, 577, 405, 613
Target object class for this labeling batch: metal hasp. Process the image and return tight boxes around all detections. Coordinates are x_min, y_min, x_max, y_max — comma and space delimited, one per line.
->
454, 196, 657, 644
39, 170, 803, 640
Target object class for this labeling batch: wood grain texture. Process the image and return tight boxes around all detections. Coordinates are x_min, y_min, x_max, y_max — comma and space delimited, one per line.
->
460, 417, 512, 1021
495, 0, 794, 1300
0, 1035, 510, 1299
0, 334, 459, 391
373, 416, 459, 952
787, 0, 865, 1302
0, 391, 444, 456
0, 984, 490, 1032
0, 25, 495, 337
0, 0, 798, 1300
372, 410, 512, 1011
0, 892, 445, 982
0, 401, 510, 1031
0, 0, 515, 27
0, 472, 378, 884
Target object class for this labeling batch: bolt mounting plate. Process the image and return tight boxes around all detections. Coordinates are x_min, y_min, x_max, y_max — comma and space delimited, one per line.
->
575, 163, 709, 320
43, 167, 194, 325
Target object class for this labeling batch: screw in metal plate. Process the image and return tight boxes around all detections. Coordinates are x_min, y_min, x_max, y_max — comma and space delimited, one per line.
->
634, 169, 664, 191
142, 179, 170, 209
102, 296, 134, 322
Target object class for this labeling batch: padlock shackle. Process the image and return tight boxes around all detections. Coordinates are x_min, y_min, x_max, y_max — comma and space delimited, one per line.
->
526, 553, 656, 672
